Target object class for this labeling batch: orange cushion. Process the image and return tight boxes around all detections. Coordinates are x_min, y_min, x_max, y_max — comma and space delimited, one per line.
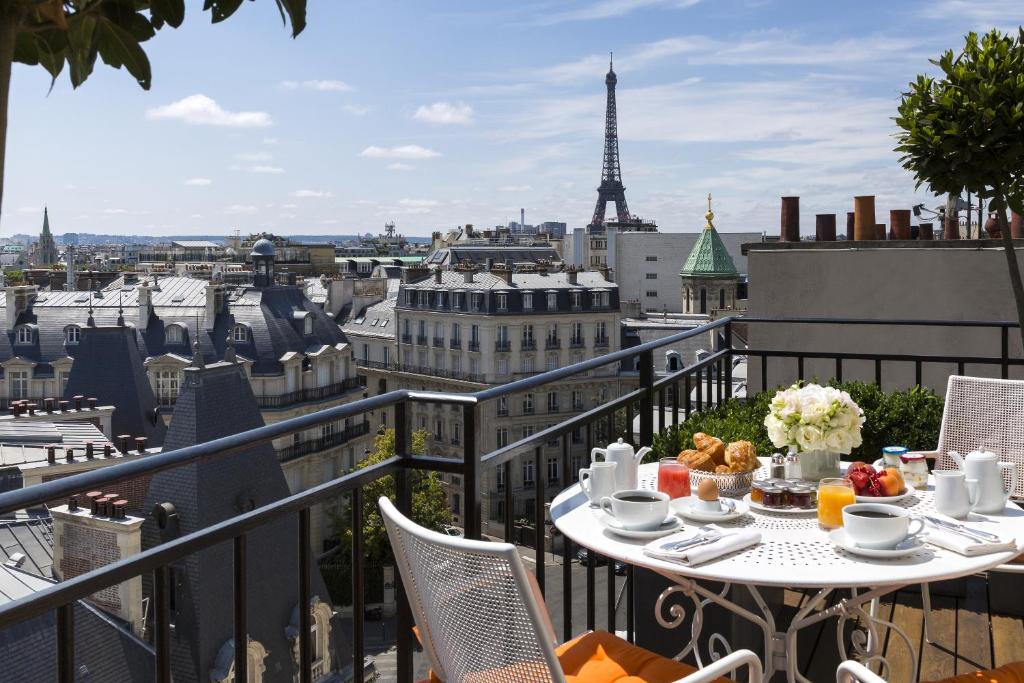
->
418, 630, 731, 683
926, 662, 1024, 683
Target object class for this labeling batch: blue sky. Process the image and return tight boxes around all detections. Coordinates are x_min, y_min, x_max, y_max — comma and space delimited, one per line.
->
3, 0, 1023, 238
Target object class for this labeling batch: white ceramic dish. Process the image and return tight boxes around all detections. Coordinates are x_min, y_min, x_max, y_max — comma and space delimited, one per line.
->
603, 515, 683, 539
742, 493, 817, 515
671, 496, 749, 522
828, 528, 928, 559
854, 484, 916, 504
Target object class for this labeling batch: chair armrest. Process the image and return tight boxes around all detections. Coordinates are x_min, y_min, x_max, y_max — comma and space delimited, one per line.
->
916, 449, 941, 460
836, 660, 888, 683
672, 649, 763, 683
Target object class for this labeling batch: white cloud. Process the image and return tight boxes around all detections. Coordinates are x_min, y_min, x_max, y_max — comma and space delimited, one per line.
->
281, 79, 352, 92
281, 203, 298, 209
145, 94, 272, 128
224, 204, 258, 214
498, 185, 532, 192
360, 145, 441, 160
249, 165, 284, 174
413, 101, 475, 125
342, 104, 371, 116
399, 199, 440, 207
184, 178, 212, 186
387, 163, 415, 171
236, 152, 272, 162
532, 0, 699, 25
103, 208, 128, 214
292, 189, 332, 198
920, 0, 1024, 27
263, 137, 279, 145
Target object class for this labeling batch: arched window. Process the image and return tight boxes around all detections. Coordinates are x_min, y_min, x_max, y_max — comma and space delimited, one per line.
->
232, 324, 248, 343
14, 325, 33, 345
64, 325, 81, 345
211, 638, 268, 683
289, 597, 333, 678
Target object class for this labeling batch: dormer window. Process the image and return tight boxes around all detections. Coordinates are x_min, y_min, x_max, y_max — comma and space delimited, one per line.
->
303, 315, 313, 336
496, 293, 507, 311
64, 325, 81, 345
232, 324, 248, 343
15, 325, 34, 345
523, 292, 533, 310
165, 324, 184, 344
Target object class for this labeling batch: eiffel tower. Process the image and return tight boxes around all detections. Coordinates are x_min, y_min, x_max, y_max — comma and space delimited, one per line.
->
589, 53, 631, 230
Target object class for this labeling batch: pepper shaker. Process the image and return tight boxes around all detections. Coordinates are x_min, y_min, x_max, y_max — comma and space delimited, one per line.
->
770, 453, 786, 479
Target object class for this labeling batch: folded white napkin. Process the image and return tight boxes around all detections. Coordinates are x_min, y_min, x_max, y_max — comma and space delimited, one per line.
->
643, 525, 761, 566
924, 521, 1017, 556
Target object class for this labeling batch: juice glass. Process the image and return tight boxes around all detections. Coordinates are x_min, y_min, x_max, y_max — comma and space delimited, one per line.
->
817, 477, 855, 530
657, 458, 691, 499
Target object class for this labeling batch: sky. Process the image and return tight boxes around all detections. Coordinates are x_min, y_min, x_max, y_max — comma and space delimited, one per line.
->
3, 0, 1024, 238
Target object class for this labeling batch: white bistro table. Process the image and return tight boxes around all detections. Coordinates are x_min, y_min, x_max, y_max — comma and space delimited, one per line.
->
551, 461, 1024, 683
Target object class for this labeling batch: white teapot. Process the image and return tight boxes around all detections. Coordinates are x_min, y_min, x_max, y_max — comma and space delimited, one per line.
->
591, 438, 652, 491
948, 448, 1019, 514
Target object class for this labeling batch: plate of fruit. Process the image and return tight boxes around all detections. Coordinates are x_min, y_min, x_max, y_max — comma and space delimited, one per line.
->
845, 461, 915, 503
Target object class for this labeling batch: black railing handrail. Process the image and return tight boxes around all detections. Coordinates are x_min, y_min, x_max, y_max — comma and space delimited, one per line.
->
741, 316, 1019, 328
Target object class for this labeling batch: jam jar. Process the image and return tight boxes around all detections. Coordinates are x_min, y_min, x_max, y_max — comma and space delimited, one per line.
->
761, 486, 785, 508
788, 485, 814, 509
750, 481, 770, 504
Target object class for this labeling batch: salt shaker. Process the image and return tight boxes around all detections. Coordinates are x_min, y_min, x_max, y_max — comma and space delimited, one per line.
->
783, 452, 802, 480
770, 453, 786, 479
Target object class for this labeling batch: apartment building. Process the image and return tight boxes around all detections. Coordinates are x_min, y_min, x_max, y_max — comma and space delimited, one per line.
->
345, 262, 626, 536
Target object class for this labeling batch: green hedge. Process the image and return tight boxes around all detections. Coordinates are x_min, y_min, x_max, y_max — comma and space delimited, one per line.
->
649, 381, 944, 463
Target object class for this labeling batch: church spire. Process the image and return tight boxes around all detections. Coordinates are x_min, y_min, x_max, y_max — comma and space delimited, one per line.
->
42, 207, 51, 236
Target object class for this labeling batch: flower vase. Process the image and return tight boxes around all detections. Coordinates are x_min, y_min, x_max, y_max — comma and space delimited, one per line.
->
798, 449, 841, 482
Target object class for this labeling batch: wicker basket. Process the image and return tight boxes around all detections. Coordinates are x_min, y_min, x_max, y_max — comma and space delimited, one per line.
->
689, 468, 757, 498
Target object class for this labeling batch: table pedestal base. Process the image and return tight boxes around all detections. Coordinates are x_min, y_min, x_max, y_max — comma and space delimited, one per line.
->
652, 573, 918, 683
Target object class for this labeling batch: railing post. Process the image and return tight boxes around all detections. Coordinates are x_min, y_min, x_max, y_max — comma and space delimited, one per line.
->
154, 566, 171, 683
57, 603, 74, 683
351, 488, 365, 683
639, 349, 655, 446
393, 400, 414, 683
298, 508, 311, 683
723, 322, 733, 400
462, 402, 481, 540
233, 535, 247, 683
1002, 326, 1010, 379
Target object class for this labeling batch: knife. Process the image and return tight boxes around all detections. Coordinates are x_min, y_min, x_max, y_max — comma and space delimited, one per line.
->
923, 515, 1002, 543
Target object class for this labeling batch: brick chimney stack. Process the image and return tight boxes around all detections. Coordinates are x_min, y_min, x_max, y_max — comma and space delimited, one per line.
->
137, 280, 153, 328
52, 497, 145, 635
919, 223, 934, 240
853, 196, 876, 241
815, 214, 836, 242
780, 197, 800, 241
891, 209, 912, 240
490, 262, 514, 285
874, 224, 886, 240
204, 282, 226, 331
565, 265, 579, 286
5, 285, 37, 331
845, 212, 855, 240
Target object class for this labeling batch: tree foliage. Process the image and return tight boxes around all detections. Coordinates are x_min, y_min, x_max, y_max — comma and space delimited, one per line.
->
330, 428, 452, 565
10, 0, 307, 91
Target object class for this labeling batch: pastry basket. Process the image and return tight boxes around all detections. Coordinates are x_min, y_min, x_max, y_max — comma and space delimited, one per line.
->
688, 468, 756, 498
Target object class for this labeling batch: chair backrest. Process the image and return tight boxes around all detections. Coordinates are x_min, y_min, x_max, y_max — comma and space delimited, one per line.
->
379, 497, 565, 683
936, 375, 1024, 499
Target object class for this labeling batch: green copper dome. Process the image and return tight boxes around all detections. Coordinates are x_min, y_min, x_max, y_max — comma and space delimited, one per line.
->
680, 196, 738, 277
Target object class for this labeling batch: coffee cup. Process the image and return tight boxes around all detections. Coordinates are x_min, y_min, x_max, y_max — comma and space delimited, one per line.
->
580, 461, 617, 508
600, 490, 670, 530
842, 503, 925, 550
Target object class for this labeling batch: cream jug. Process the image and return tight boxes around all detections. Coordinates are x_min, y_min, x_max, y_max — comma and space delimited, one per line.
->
948, 449, 1018, 514
591, 438, 652, 491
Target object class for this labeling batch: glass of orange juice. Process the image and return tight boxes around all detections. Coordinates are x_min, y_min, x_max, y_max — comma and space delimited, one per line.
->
818, 477, 855, 530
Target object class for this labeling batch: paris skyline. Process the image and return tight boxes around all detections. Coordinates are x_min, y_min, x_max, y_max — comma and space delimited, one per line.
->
3, 0, 1023, 237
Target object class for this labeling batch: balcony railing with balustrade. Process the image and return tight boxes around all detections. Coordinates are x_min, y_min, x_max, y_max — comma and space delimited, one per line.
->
468, 340, 480, 352
495, 340, 511, 352
0, 316, 1019, 683
521, 338, 537, 351
594, 336, 609, 348
449, 338, 461, 350
569, 336, 585, 348
432, 337, 445, 348
415, 335, 427, 346
255, 377, 366, 409
275, 422, 371, 463
546, 337, 560, 349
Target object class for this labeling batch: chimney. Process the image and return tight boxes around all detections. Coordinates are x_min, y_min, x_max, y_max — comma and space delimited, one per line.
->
874, 224, 886, 240
853, 196, 876, 240
520, 208, 525, 229
433, 267, 443, 284
52, 498, 145, 635
815, 214, 836, 242
134, 436, 147, 454
118, 435, 131, 453
845, 212, 855, 240
918, 223, 934, 240
137, 280, 153, 328
485, 257, 495, 272
87, 397, 97, 410
491, 263, 513, 285
456, 263, 476, 284
597, 264, 612, 281
204, 283, 225, 331
780, 197, 800, 241
73, 395, 83, 411
891, 210, 912, 240
566, 265, 579, 286
403, 264, 429, 283
5, 285, 37, 331
1012, 211, 1024, 239
536, 260, 550, 275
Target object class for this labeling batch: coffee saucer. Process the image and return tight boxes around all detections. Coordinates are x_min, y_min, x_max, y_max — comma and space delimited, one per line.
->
671, 497, 748, 522
603, 515, 683, 539
829, 528, 928, 559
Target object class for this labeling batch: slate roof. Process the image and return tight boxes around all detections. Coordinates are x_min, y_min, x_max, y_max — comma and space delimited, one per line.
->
342, 298, 396, 340
62, 326, 166, 445
0, 276, 348, 378
143, 361, 347, 683
680, 225, 739, 277
0, 517, 53, 577
403, 269, 615, 292
0, 566, 154, 683
423, 245, 561, 267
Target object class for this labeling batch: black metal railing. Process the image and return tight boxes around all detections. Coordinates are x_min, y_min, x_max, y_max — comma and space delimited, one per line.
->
522, 339, 537, 350
449, 339, 461, 350
495, 340, 511, 352
275, 422, 371, 463
569, 337, 585, 348
432, 337, 445, 348
355, 359, 390, 370
400, 333, 412, 344
255, 377, 366, 409
415, 335, 427, 346
546, 337, 560, 349
0, 316, 1019, 683
594, 336, 609, 348
468, 340, 480, 352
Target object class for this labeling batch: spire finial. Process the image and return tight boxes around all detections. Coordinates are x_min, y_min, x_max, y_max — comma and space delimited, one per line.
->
704, 192, 715, 230
609, 51, 614, 70
116, 291, 124, 327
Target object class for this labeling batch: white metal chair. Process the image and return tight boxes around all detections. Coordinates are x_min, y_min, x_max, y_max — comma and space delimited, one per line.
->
836, 661, 887, 683
836, 659, 1024, 683
918, 375, 1024, 642
379, 496, 763, 683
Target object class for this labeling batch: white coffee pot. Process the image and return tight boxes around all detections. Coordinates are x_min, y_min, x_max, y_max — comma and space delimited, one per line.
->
591, 438, 652, 491
948, 448, 1018, 514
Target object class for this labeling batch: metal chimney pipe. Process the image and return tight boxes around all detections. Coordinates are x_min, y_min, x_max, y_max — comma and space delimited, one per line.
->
85, 441, 94, 459
874, 224, 886, 240
853, 196, 876, 240
118, 435, 131, 453
890, 210, 912, 240
780, 197, 800, 242
846, 212, 855, 240
73, 395, 83, 411
87, 397, 97, 410
86, 491, 103, 515
46, 445, 56, 464
918, 223, 934, 240
815, 214, 836, 242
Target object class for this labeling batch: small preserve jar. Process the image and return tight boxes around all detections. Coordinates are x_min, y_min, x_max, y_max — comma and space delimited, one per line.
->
788, 485, 814, 509
882, 446, 908, 469
762, 486, 785, 508
900, 452, 929, 488
750, 481, 769, 504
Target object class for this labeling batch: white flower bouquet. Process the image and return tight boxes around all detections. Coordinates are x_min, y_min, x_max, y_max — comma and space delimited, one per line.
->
764, 382, 864, 455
